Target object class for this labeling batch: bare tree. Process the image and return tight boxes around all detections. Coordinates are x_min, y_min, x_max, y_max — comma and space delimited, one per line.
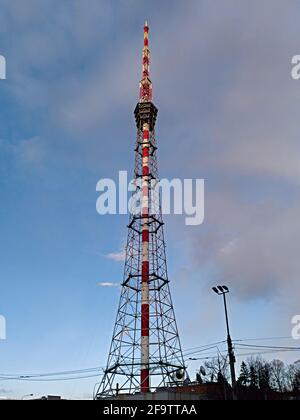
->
270, 359, 287, 392
204, 355, 229, 383
286, 360, 300, 392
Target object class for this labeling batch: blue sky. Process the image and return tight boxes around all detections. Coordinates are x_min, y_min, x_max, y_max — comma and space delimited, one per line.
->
0, 0, 300, 399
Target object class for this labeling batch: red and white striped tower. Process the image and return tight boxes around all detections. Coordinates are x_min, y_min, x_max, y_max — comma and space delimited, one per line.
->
141, 120, 150, 392
140, 20, 151, 393
95, 22, 186, 399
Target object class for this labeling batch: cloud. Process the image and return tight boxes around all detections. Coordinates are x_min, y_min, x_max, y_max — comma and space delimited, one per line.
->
0, 137, 46, 169
14, 137, 46, 166
97, 282, 119, 288
0, 388, 12, 394
104, 251, 126, 262
187, 196, 300, 299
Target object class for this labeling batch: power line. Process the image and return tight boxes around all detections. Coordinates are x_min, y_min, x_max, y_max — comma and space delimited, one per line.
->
0, 373, 104, 382
1, 338, 298, 382
235, 344, 300, 351
182, 341, 226, 353
183, 341, 300, 359
0, 374, 103, 382
0, 367, 103, 377
184, 348, 300, 362
183, 345, 223, 358
0, 367, 105, 382
233, 336, 292, 343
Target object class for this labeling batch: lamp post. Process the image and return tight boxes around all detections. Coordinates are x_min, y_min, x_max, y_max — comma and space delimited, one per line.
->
212, 285, 236, 399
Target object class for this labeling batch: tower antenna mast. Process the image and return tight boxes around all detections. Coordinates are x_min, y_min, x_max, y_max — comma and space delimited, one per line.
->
95, 22, 186, 399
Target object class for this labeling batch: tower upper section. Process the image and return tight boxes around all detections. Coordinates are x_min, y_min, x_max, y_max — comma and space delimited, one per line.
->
139, 21, 153, 103
135, 21, 158, 131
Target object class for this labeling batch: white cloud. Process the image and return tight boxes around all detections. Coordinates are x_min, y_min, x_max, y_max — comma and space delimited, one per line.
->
0, 137, 46, 168
97, 282, 119, 288
0, 388, 12, 397
14, 137, 46, 166
104, 251, 126, 262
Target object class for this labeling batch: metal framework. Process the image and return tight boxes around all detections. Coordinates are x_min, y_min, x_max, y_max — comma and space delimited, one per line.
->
94, 22, 185, 399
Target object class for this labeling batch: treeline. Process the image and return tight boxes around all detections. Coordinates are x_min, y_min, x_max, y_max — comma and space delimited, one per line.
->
237, 358, 300, 393
203, 356, 300, 393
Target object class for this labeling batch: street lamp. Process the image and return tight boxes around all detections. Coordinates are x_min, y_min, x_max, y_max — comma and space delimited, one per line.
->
212, 285, 236, 399
21, 394, 34, 400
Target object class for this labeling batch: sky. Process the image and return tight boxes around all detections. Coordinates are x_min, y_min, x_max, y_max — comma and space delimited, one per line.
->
0, 0, 300, 399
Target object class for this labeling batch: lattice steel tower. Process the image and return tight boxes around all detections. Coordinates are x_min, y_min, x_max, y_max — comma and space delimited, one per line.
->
95, 22, 186, 399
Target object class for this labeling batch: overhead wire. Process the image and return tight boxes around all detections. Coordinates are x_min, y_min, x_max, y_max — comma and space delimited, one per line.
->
1, 337, 298, 382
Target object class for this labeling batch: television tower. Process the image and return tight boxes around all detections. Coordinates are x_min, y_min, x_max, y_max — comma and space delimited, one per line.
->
95, 22, 186, 399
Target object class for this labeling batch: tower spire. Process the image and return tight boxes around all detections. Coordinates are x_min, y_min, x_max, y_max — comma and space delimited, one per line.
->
139, 20, 152, 102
